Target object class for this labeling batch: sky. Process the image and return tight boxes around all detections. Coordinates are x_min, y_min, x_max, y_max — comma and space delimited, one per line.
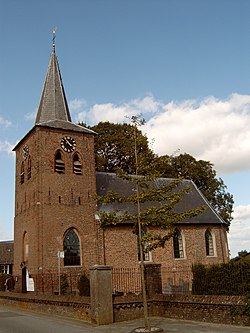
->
0, 0, 250, 258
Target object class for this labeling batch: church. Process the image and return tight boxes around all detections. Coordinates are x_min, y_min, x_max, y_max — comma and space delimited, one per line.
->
12, 40, 229, 293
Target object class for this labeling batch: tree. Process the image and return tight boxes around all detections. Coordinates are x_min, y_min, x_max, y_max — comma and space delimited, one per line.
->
155, 153, 234, 227
90, 121, 155, 174
97, 116, 205, 331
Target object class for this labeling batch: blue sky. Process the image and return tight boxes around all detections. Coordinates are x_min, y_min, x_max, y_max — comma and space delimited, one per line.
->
0, 0, 250, 257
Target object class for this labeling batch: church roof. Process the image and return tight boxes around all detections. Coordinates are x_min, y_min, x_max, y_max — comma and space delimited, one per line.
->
96, 172, 226, 226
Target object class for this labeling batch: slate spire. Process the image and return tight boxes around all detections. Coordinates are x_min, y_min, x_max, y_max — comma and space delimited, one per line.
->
35, 42, 72, 125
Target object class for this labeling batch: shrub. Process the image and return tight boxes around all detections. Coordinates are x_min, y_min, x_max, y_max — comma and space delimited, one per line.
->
0, 274, 11, 291
60, 273, 69, 294
78, 274, 90, 296
192, 262, 250, 295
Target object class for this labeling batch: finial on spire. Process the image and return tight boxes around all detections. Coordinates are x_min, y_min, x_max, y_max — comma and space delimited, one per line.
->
52, 27, 57, 50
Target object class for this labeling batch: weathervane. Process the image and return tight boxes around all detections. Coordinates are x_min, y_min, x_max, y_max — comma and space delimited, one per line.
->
52, 27, 57, 49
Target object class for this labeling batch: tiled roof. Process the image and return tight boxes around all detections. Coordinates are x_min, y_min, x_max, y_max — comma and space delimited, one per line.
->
96, 172, 226, 225
0, 241, 14, 264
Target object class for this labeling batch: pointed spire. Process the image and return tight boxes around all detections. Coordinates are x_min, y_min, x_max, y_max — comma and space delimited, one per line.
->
35, 32, 71, 125
32, 32, 95, 136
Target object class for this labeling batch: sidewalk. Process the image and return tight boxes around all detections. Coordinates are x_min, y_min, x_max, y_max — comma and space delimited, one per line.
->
89, 317, 250, 333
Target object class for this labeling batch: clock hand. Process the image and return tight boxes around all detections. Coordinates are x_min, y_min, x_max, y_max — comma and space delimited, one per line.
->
65, 139, 73, 147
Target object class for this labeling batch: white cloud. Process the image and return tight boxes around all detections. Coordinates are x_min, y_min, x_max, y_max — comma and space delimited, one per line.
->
0, 140, 16, 155
25, 111, 36, 121
0, 116, 11, 128
233, 204, 250, 221
143, 93, 250, 174
69, 98, 88, 124
76, 95, 160, 125
74, 93, 250, 174
228, 204, 250, 257
69, 98, 87, 112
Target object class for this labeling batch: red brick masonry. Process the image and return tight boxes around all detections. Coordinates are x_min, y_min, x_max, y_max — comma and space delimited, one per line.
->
0, 292, 249, 326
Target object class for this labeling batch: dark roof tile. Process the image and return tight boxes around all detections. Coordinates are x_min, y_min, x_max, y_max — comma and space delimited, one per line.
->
96, 172, 226, 226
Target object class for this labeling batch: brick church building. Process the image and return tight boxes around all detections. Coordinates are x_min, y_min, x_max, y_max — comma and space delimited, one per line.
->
13, 42, 229, 293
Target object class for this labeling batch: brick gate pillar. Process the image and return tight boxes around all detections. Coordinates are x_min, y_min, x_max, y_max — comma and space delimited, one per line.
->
90, 265, 113, 325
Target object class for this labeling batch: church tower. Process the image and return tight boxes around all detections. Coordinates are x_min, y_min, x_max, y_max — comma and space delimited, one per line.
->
13, 39, 98, 292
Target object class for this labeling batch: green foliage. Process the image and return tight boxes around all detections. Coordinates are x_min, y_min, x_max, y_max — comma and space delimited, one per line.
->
192, 262, 250, 296
155, 153, 234, 227
231, 297, 250, 317
88, 120, 233, 228
60, 273, 69, 294
90, 121, 155, 174
0, 273, 11, 291
78, 274, 90, 296
231, 250, 250, 262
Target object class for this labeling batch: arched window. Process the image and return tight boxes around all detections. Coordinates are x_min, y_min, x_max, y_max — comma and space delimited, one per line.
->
55, 150, 65, 173
23, 231, 29, 262
73, 153, 82, 175
173, 229, 184, 259
205, 230, 214, 256
137, 229, 151, 261
20, 162, 25, 184
27, 157, 31, 179
63, 229, 80, 266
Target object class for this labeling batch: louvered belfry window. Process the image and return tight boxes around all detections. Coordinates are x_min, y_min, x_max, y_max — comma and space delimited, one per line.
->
55, 150, 65, 173
73, 153, 82, 175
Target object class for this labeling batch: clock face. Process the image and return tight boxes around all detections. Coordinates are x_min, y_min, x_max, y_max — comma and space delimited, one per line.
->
23, 145, 29, 160
60, 136, 76, 152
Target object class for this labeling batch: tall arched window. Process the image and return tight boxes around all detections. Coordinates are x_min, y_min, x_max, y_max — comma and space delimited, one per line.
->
205, 230, 214, 256
137, 229, 151, 261
73, 153, 82, 175
173, 229, 184, 259
55, 150, 65, 173
63, 229, 80, 266
20, 162, 25, 184
23, 231, 29, 262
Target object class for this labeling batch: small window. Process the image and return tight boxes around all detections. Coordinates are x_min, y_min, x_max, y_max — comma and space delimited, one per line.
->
205, 230, 214, 256
173, 229, 184, 259
0, 265, 10, 274
27, 157, 31, 179
55, 150, 65, 173
73, 153, 82, 175
63, 229, 81, 266
20, 162, 25, 184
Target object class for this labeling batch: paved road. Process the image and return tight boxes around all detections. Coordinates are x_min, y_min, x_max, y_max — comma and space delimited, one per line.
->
0, 305, 250, 333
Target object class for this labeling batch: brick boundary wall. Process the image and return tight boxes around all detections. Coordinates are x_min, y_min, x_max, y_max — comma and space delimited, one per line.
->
0, 292, 91, 321
113, 294, 250, 326
0, 292, 249, 326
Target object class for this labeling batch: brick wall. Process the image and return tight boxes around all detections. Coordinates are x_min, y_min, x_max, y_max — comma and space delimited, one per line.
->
1, 292, 248, 326
14, 126, 98, 292
113, 294, 250, 326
